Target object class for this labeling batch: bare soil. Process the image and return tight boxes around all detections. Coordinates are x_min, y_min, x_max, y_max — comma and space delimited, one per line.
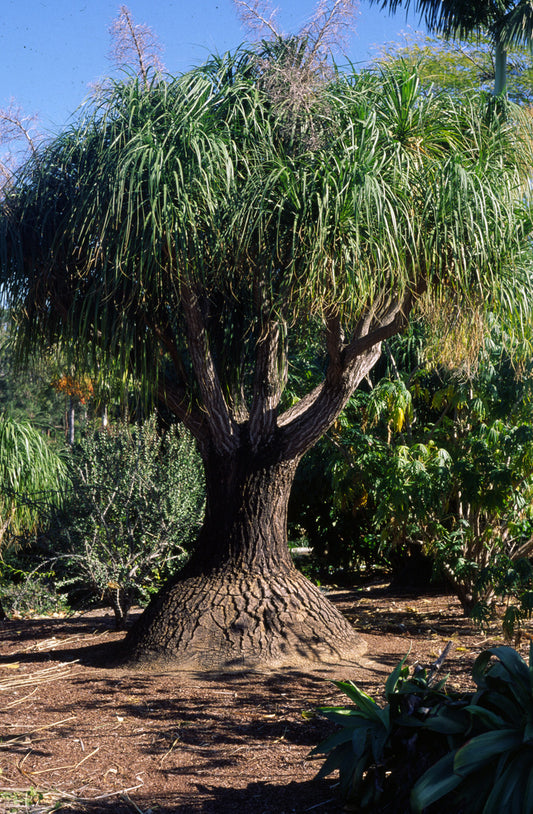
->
0, 583, 527, 814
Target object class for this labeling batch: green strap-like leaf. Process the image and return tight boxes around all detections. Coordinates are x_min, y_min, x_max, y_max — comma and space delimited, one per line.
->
333, 680, 388, 723
454, 729, 521, 777
384, 653, 409, 697
411, 751, 461, 813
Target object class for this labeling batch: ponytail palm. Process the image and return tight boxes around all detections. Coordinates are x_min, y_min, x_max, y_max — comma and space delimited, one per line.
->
1, 51, 531, 669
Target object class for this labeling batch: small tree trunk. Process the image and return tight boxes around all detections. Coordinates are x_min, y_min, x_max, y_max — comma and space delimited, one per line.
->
123, 443, 365, 669
106, 582, 131, 630
494, 40, 507, 97
67, 397, 75, 446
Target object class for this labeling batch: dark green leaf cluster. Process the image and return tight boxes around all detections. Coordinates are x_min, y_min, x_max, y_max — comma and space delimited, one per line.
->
290, 320, 533, 617
313, 643, 533, 813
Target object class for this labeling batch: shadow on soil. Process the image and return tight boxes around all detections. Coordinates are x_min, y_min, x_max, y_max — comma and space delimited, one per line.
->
0, 610, 138, 667
61, 778, 343, 814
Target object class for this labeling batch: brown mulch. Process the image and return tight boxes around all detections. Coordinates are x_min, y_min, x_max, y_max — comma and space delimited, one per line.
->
0, 583, 526, 814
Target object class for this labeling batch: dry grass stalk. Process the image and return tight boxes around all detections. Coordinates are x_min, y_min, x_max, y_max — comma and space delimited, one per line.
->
1, 686, 39, 709
16, 629, 111, 654
0, 661, 78, 691
28, 746, 100, 776
1, 715, 77, 749
0, 781, 146, 813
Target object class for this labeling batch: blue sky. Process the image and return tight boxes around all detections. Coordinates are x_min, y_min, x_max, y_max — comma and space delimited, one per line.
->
0, 1, 425, 137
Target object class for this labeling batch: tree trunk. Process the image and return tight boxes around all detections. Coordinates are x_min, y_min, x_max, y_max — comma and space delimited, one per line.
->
66, 397, 75, 446
123, 443, 366, 670
494, 39, 507, 97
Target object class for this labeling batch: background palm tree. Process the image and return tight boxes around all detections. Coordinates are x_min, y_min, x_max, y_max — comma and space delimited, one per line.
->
371, 0, 533, 95
0, 46, 531, 668
0, 415, 66, 546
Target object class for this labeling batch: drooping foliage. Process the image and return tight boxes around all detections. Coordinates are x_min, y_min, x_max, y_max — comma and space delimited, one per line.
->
1, 44, 533, 668
0, 414, 67, 544
1, 53, 531, 446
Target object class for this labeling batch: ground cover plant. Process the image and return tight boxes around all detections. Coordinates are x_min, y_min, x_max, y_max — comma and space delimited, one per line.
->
314, 640, 533, 813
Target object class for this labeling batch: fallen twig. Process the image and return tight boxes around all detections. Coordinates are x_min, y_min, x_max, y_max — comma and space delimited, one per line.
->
29, 746, 100, 775
1, 715, 77, 748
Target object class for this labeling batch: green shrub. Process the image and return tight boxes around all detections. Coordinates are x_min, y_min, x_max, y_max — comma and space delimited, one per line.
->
313, 643, 533, 813
411, 644, 533, 814
44, 416, 204, 627
312, 648, 463, 813
0, 551, 71, 617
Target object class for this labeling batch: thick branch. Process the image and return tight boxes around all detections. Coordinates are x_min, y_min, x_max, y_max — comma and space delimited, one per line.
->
181, 283, 238, 453
278, 290, 417, 460
343, 293, 412, 366
280, 344, 382, 460
248, 320, 285, 449
277, 311, 343, 431
157, 377, 206, 442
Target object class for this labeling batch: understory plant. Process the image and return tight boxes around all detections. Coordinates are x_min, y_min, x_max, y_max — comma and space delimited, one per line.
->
313, 643, 533, 813
292, 320, 533, 631
42, 415, 205, 627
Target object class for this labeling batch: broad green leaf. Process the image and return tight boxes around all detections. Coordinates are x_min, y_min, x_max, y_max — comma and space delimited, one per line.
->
482, 751, 533, 814
521, 757, 533, 814
411, 751, 461, 813
464, 704, 508, 730
310, 727, 354, 755
454, 730, 521, 777
333, 680, 388, 723
384, 653, 409, 697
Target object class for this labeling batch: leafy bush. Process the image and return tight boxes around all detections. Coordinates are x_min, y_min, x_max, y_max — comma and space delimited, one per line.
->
313, 643, 533, 814
0, 558, 69, 618
43, 416, 204, 627
411, 645, 533, 814
312, 648, 461, 813
290, 321, 533, 628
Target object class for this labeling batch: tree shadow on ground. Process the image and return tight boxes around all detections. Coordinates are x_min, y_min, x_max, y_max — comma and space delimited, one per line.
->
68, 777, 342, 813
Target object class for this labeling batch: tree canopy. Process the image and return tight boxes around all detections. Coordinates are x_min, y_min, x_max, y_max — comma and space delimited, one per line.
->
372, 0, 533, 94
1, 51, 531, 459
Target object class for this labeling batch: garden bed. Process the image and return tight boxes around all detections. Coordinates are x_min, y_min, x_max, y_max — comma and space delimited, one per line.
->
0, 584, 526, 813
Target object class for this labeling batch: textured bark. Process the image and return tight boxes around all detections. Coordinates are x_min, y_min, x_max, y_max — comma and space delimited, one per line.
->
123, 446, 365, 669
125, 297, 417, 671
